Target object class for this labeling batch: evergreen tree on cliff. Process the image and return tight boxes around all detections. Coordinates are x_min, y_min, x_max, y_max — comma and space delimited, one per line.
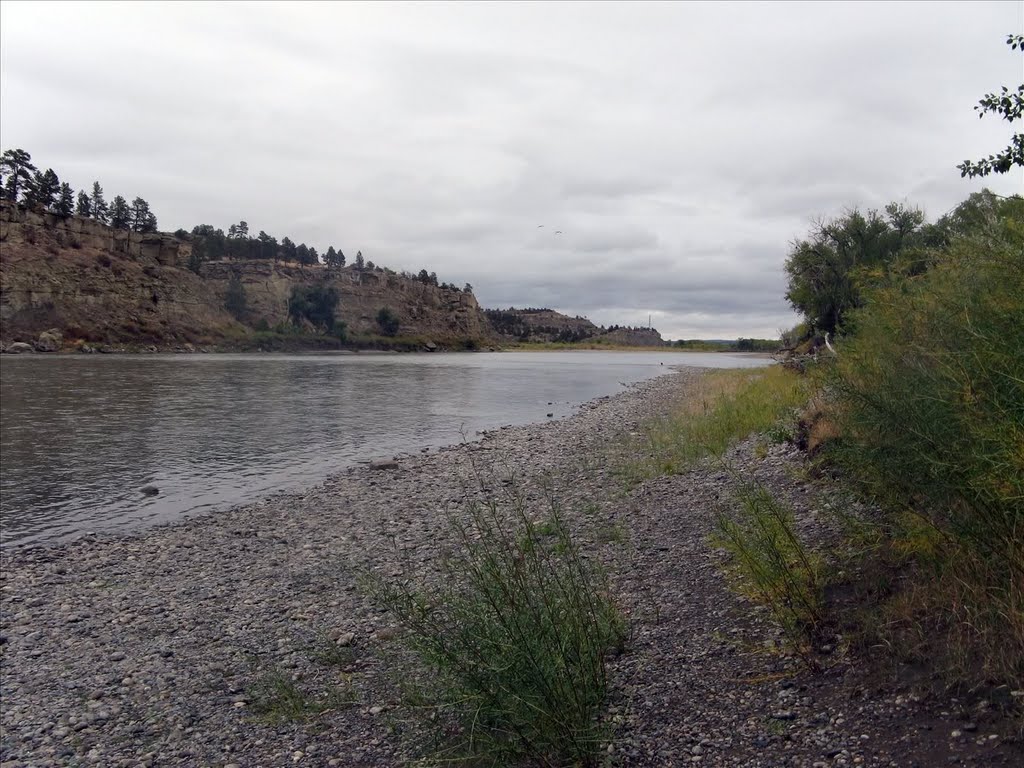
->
55, 183, 75, 218
130, 197, 157, 232
90, 182, 108, 224
0, 148, 37, 203
355, 250, 365, 270
28, 168, 60, 210
75, 190, 91, 217
280, 237, 297, 262
109, 196, 130, 229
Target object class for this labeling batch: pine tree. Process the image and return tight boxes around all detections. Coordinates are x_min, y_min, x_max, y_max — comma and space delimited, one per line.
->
55, 183, 75, 218
90, 182, 108, 223
109, 195, 130, 229
324, 245, 339, 267
0, 148, 37, 203
75, 190, 92, 217
338, 249, 346, 267
355, 250, 365, 270
29, 168, 60, 209
130, 197, 154, 232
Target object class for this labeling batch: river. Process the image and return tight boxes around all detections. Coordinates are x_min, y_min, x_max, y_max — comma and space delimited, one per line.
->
0, 350, 769, 546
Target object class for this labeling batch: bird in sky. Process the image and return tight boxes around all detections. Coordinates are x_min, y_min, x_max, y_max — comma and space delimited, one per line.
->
537, 224, 544, 228
555, 230, 563, 235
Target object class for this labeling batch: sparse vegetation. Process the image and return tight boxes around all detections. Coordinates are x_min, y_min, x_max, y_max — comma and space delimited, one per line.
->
377, 495, 626, 767
624, 366, 809, 483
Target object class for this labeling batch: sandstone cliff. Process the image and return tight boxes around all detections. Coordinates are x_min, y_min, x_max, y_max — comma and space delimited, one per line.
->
485, 307, 665, 346
0, 201, 492, 349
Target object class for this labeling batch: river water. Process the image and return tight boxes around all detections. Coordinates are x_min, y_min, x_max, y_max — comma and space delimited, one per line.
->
0, 351, 768, 546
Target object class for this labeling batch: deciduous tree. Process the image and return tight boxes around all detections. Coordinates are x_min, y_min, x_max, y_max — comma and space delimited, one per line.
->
957, 34, 1024, 177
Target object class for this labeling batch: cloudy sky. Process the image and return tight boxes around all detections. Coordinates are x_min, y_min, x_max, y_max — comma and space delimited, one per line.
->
2, 1, 1021, 338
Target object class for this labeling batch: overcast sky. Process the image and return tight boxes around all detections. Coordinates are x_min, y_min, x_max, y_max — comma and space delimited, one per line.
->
2, 1, 1021, 338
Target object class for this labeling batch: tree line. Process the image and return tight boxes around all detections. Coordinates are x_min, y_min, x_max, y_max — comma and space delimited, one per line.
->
0, 148, 157, 232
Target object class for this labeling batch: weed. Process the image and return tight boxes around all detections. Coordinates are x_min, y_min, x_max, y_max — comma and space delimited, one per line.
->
376, 496, 627, 767
247, 670, 353, 724
714, 482, 824, 665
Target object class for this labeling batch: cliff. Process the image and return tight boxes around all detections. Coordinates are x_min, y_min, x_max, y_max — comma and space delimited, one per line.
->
0, 201, 492, 350
485, 307, 666, 346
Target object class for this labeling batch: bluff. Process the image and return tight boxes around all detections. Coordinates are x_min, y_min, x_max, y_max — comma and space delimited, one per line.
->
0, 202, 492, 349
485, 307, 665, 346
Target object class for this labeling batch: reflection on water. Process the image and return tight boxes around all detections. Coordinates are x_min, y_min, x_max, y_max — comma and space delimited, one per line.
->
0, 351, 768, 546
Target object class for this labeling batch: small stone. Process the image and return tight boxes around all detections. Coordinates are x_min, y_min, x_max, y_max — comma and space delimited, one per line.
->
140, 485, 159, 496
369, 458, 399, 471
369, 705, 383, 715
335, 632, 355, 647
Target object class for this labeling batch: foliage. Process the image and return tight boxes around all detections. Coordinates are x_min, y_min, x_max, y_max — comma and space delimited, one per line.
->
784, 204, 928, 335
90, 181, 108, 224
288, 283, 340, 331
247, 669, 353, 724
376, 306, 400, 336
826, 199, 1024, 685
714, 483, 824, 661
0, 148, 36, 202
626, 366, 809, 483
128, 197, 156, 232
75, 190, 91, 218
378, 496, 626, 767
109, 195, 131, 229
55, 183, 75, 218
957, 34, 1024, 178
224, 274, 248, 320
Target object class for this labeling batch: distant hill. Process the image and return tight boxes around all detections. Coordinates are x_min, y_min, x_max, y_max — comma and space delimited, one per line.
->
485, 307, 666, 346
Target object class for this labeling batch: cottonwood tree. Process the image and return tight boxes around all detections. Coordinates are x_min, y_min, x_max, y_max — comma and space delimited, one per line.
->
784, 204, 927, 335
958, 34, 1024, 177
0, 149, 37, 202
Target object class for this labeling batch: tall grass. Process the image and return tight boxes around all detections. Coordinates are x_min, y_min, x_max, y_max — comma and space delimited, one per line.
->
714, 483, 824, 664
827, 217, 1024, 687
624, 365, 809, 482
378, 496, 626, 767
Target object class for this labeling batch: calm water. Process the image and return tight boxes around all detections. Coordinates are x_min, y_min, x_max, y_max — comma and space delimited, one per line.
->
0, 351, 768, 546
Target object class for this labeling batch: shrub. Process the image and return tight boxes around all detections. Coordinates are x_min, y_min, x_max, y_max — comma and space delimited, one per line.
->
378, 496, 626, 766
288, 284, 339, 331
827, 206, 1024, 685
376, 307, 400, 337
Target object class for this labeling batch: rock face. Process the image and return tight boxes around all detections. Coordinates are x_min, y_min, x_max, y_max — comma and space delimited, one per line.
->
485, 308, 601, 342
0, 201, 492, 348
485, 307, 666, 346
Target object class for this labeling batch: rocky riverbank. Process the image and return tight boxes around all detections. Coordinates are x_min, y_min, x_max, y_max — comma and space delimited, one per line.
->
1, 369, 1020, 767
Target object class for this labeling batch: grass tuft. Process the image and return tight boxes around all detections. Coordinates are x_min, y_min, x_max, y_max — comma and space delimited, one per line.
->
377, 495, 627, 767
714, 482, 824, 664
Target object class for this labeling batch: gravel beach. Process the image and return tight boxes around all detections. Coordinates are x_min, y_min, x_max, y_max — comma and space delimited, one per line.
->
1, 367, 1020, 767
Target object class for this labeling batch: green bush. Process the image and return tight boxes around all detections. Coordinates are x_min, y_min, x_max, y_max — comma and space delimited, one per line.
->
378, 497, 626, 766
828, 205, 1024, 685
376, 307, 400, 337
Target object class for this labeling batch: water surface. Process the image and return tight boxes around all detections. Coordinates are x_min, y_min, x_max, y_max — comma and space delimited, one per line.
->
0, 351, 768, 546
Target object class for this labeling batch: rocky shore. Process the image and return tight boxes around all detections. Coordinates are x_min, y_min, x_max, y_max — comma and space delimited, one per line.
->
1, 369, 1019, 767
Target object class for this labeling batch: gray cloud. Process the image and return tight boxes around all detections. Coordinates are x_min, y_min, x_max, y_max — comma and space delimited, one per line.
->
1, 1, 1021, 339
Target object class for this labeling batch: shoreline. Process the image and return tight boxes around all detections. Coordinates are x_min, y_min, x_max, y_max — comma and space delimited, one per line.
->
1, 367, 1018, 766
